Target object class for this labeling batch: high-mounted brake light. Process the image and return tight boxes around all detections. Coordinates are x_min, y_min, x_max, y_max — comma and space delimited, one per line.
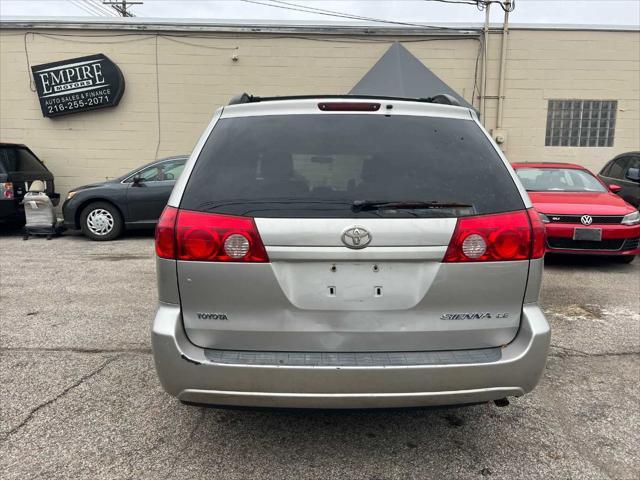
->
318, 102, 380, 112
155, 207, 268, 262
443, 209, 545, 262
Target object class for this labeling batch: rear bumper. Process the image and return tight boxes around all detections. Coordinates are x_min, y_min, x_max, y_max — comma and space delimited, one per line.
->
1, 194, 59, 220
0, 198, 21, 220
152, 304, 550, 409
546, 247, 639, 256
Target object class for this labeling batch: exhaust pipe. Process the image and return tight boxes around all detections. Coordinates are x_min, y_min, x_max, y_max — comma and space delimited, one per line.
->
494, 398, 510, 408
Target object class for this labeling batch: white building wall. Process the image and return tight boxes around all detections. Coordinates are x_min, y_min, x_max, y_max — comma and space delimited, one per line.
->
0, 24, 638, 198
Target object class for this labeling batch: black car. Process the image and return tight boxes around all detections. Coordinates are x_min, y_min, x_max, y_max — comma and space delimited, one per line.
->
63, 155, 188, 240
0, 143, 60, 223
598, 151, 640, 207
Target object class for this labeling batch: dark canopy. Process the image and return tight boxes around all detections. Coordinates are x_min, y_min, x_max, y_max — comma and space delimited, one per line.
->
349, 42, 474, 110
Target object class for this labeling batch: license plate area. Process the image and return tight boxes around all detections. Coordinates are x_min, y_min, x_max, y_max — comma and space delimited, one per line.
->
573, 228, 602, 241
271, 261, 439, 310
326, 263, 387, 298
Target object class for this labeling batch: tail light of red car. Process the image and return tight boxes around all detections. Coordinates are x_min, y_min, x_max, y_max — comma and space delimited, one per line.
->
1, 182, 14, 199
155, 206, 269, 262
443, 208, 545, 262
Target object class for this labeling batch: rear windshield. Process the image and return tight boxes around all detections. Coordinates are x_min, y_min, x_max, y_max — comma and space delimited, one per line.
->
0, 147, 48, 174
181, 114, 524, 218
515, 167, 607, 193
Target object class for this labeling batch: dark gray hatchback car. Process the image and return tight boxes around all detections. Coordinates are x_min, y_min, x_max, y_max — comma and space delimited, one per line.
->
62, 155, 188, 240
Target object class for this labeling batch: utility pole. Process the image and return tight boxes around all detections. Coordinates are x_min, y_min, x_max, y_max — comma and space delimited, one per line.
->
477, 1, 516, 129
496, 0, 512, 130
102, 1, 142, 17
479, 0, 491, 122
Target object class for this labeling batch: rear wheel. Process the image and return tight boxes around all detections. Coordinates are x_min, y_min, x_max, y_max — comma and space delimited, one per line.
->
611, 255, 635, 264
80, 201, 123, 241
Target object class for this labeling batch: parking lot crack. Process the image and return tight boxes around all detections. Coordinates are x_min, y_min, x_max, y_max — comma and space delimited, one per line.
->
181, 407, 206, 448
1, 346, 151, 355
550, 344, 640, 358
1, 355, 119, 439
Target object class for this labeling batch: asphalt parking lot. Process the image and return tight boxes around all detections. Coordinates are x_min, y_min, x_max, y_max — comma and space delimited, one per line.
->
1, 229, 638, 480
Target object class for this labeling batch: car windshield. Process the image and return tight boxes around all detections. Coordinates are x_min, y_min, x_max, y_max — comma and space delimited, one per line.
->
515, 167, 607, 193
180, 114, 524, 218
0, 147, 48, 174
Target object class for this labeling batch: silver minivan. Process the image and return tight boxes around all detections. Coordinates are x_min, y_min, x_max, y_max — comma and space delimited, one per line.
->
152, 95, 550, 409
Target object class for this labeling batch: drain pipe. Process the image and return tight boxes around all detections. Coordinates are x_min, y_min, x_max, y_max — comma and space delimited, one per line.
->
480, 1, 491, 122
496, 0, 511, 129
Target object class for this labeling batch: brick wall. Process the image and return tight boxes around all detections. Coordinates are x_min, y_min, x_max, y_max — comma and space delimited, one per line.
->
0, 26, 638, 199
489, 29, 640, 172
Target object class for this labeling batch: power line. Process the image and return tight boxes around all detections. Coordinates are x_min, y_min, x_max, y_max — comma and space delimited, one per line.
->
422, 0, 480, 5
262, 0, 464, 29
88, 0, 120, 16
472, 0, 517, 12
422, 0, 516, 12
84, 0, 114, 16
239, 0, 470, 30
68, 0, 120, 17
68, 0, 101, 16
76, 0, 103, 16
103, 1, 142, 17
262, 0, 514, 26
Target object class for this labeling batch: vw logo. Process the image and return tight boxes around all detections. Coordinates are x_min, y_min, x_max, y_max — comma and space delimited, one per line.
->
341, 226, 372, 249
580, 215, 593, 226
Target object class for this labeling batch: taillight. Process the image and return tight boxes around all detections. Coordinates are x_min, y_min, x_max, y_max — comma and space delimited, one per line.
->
155, 207, 269, 262
443, 209, 543, 262
1, 182, 14, 199
528, 208, 546, 259
155, 206, 178, 259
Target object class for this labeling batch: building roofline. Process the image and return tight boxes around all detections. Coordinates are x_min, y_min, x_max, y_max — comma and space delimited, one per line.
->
0, 16, 638, 35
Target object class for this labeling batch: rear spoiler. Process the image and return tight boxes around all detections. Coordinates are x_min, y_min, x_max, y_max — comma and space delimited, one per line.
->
228, 93, 461, 107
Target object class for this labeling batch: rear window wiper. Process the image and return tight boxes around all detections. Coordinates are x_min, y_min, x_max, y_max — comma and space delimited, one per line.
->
352, 200, 473, 212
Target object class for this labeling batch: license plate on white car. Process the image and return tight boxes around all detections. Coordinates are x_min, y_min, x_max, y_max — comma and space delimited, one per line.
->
573, 228, 602, 241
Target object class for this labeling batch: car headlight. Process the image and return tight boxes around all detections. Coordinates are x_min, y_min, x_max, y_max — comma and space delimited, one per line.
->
621, 210, 640, 226
538, 212, 551, 224
66, 190, 78, 200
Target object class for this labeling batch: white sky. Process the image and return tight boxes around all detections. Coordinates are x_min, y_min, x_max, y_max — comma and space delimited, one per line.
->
1, 0, 639, 26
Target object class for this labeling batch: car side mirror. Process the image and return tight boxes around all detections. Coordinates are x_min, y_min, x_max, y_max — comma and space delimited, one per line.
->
132, 175, 143, 186
609, 184, 622, 193
625, 167, 640, 183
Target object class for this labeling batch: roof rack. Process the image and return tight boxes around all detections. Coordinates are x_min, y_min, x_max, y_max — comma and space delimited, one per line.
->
227, 93, 461, 107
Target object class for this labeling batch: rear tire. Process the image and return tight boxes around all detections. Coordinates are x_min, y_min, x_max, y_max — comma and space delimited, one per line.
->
611, 255, 635, 264
80, 201, 123, 241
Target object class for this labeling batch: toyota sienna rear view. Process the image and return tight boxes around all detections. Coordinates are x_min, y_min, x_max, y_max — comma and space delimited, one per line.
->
152, 94, 550, 409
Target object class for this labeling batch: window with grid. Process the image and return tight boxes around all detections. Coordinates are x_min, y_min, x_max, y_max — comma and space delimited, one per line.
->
545, 100, 617, 147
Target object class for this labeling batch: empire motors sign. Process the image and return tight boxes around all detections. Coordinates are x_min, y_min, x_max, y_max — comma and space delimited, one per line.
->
31, 54, 125, 118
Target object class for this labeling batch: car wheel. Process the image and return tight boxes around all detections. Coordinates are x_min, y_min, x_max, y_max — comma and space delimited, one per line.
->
80, 201, 123, 241
611, 255, 635, 264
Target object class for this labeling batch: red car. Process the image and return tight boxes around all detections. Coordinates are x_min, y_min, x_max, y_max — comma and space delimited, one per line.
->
513, 162, 640, 263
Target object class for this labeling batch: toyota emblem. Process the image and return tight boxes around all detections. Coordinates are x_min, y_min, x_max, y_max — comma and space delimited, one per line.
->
341, 226, 372, 249
580, 215, 593, 226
